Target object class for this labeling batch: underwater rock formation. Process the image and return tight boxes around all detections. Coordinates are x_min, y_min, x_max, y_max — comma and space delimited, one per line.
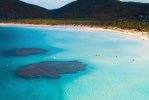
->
18, 61, 87, 79
4, 48, 48, 56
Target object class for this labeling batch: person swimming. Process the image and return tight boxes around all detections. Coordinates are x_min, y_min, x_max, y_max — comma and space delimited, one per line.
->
96, 54, 100, 56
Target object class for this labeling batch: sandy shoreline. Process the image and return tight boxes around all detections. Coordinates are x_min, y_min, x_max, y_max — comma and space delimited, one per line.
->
0, 23, 149, 41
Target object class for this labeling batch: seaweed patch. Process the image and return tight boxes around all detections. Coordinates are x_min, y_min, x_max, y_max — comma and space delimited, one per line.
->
18, 61, 87, 79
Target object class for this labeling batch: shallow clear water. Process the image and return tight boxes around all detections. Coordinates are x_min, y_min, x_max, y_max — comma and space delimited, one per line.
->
0, 26, 149, 100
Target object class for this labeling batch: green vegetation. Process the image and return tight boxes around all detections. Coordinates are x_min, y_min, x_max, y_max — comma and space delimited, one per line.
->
54, 0, 149, 19
1, 18, 149, 32
0, 0, 149, 32
0, 0, 51, 19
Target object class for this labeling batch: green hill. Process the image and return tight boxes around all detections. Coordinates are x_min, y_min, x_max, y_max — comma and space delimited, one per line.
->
0, 0, 51, 19
1, 0, 149, 19
53, 0, 149, 19
0, 0, 149, 32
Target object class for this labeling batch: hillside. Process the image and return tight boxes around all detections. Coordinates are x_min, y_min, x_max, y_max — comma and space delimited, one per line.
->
1, 0, 149, 19
53, 0, 149, 19
0, 0, 149, 32
0, 0, 51, 19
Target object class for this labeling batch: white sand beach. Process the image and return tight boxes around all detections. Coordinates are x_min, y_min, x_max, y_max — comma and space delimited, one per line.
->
0, 23, 149, 41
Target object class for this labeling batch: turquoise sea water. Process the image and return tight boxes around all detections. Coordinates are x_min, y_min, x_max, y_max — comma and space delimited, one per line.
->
0, 26, 149, 100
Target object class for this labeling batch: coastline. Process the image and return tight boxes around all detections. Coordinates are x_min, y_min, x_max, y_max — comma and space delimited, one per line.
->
0, 23, 149, 41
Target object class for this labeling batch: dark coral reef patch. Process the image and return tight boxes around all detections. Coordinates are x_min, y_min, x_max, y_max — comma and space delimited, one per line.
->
3, 48, 48, 56
18, 61, 87, 79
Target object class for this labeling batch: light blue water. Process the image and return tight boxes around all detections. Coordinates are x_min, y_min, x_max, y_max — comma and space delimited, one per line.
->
0, 26, 149, 100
